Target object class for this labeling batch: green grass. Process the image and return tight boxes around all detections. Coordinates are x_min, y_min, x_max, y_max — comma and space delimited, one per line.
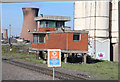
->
61, 61, 118, 79
2, 51, 43, 64
2, 45, 118, 80
2, 45, 43, 64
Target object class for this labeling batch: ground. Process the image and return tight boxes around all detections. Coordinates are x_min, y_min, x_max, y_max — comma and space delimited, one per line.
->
2, 61, 59, 80
2, 45, 119, 80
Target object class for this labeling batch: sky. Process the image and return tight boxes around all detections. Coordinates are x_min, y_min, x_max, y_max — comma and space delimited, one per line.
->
1, 2, 74, 37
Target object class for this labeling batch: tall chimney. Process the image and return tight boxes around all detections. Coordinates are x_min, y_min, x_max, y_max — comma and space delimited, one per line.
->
9, 24, 11, 37
20, 8, 39, 41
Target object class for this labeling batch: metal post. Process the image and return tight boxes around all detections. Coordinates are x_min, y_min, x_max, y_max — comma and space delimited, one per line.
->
53, 67, 55, 80
84, 54, 87, 64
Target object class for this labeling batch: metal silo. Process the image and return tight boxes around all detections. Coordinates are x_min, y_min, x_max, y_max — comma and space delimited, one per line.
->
20, 8, 39, 41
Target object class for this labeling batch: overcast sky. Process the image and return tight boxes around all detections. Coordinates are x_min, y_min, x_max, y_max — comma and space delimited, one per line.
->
1, 2, 74, 37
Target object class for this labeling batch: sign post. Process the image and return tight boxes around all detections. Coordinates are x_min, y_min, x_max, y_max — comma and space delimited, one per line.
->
53, 67, 55, 80
48, 49, 61, 80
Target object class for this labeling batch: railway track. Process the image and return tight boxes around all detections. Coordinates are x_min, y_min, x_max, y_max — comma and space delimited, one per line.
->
2, 58, 86, 80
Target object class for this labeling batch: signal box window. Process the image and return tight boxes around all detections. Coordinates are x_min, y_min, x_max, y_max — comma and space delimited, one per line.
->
39, 34, 45, 43
33, 34, 38, 43
73, 33, 81, 41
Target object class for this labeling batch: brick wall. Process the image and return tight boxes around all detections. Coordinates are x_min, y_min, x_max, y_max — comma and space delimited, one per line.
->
32, 32, 88, 51
38, 28, 55, 32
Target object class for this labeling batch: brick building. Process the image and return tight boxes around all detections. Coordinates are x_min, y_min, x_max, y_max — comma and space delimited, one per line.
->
30, 14, 88, 63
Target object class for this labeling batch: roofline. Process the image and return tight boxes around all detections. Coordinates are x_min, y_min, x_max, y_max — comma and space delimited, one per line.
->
34, 14, 71, 21
29, 30, 89, 34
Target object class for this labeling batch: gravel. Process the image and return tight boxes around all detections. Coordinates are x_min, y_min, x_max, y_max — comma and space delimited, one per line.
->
2, 61, 59, 80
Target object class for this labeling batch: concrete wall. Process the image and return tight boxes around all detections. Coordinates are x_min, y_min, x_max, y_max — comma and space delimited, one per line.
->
88, 39, 110, 61
111, 0, 119, 43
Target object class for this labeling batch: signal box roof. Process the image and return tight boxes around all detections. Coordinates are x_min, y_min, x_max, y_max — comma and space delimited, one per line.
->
30, 30, 88, 34
34, 14, 71, 21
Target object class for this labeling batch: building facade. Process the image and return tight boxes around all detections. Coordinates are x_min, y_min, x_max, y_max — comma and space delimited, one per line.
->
74, 0, 118, 61
30, 14, 88, 53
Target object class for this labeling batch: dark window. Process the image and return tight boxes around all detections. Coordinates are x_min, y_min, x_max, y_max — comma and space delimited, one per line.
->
48, 21, 56, 28
39, 34, 45, 43
46, 21, 49, 27
73, 33, 80, 41
56, 22, 64, 28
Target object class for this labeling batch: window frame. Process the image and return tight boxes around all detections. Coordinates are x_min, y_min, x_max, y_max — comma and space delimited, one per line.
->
33, 34, 38, 43
73, 33, 81, 41
38, 34, 45, 43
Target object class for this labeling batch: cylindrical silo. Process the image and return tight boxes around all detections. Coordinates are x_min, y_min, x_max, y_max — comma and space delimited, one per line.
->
20, 8, 39, 41
74, 1, 110, 41
110, 0, 118, 43
2, 29, 8, 39
74, 1, 110, 60
88, 1, 109, 41
74, 1, 86, 30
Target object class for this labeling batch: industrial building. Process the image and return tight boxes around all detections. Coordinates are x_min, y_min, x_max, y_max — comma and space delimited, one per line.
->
74, 0, 118, 61
29, 14, 88, 64
20, 1, 118, 62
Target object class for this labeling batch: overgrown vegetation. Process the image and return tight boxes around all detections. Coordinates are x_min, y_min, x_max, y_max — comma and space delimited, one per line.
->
2, 45, 118, 80
2, 45, 43, 64
62, 61, 118, 79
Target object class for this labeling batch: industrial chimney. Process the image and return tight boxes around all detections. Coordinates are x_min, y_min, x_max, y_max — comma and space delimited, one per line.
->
9, 24, 11, 37
2, 29, 8, 39
20, 8, 39, 41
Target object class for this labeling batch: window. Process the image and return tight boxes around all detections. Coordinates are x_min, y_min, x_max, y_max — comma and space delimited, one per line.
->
73, 33, 81, 41
40, 21, 56, 28
56, 22, 64, 28
40, 21, 46, 28
33, 34, 38, 43
46, 21, 49, 27
47, 34, 49, 41
39, 34, 45, 43
48, 21, 56, 28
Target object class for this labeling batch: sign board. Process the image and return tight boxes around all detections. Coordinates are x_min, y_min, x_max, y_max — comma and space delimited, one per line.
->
48, 49, 61, 67
96, 52, 105, 59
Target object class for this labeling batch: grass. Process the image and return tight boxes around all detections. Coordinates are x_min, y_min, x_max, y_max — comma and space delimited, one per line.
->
2, 45, 43, 64
2, 45, 119, 80
61, 60, 118, 79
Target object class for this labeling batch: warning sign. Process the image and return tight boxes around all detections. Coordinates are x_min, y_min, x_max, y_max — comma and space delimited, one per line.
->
48, 49, 61, 67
